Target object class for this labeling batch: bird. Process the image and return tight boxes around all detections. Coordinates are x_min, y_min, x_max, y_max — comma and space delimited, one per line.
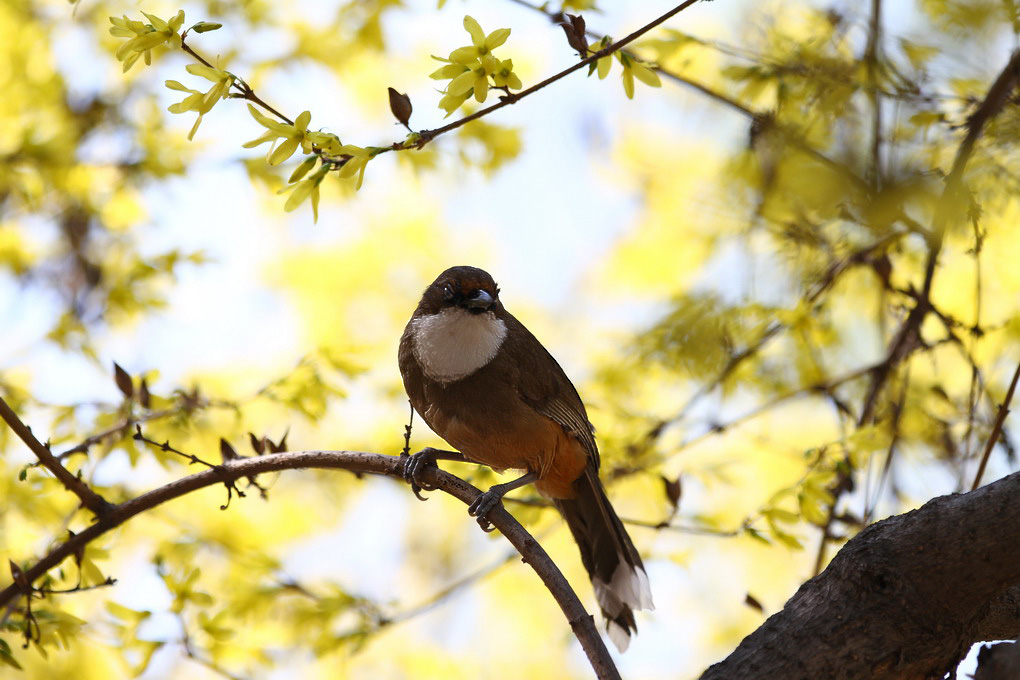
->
398, 265, 653, 652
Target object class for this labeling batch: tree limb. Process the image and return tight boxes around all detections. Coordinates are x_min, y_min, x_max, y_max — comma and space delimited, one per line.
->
859, 48, 1020, 427
0, 445, 620, 680
971, 358, 1020, 490
700, 470, 1020, 680
0, 397, 113, 517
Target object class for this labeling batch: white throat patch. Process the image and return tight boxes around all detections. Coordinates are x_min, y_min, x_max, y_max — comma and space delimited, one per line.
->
411, 307, 507, 383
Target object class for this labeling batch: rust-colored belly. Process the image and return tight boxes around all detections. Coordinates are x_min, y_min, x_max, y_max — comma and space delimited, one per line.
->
426, 402, 588, 499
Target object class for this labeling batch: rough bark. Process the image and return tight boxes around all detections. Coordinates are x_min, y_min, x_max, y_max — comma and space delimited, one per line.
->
700, 470, 1020, 680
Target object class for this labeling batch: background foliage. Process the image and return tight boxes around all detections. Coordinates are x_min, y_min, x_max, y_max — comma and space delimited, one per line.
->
2, 0, 1019, 677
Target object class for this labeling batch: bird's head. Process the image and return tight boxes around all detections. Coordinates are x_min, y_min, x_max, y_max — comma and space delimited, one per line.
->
417, 265, 501, 316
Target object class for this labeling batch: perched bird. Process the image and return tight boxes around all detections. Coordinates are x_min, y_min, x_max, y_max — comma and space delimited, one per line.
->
398, 265, 653, 652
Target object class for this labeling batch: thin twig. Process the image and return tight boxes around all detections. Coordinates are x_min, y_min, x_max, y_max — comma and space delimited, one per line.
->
863, 365, 910, 524
645, 232, 906, 449
865, 0, 883, 188
36, 577, 117, 595
57, 407, 178, 460
504, 0, 869, 192
412, 0, 702, 147
971, 359, 1020, 491
505, 496, 747, 536
858, 49, 1020, 426
179, 34, 294, 126
174, 1, 701, 168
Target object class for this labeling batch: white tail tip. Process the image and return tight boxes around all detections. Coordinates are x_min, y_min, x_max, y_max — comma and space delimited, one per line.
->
606, 620, 631, 653
593, 562, 654, 616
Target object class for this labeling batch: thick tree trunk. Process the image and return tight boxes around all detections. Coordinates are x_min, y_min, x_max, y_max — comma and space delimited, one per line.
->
700, 471, 1020, 680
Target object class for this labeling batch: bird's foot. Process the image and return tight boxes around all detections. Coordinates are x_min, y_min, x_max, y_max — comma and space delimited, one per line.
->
467, 486, 507, 532
401, 447, 443, 500
467, 471, 538, 532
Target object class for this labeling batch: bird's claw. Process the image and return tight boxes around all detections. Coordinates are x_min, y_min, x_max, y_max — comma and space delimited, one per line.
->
467, 487, 504, 532
402, 448, 441, 500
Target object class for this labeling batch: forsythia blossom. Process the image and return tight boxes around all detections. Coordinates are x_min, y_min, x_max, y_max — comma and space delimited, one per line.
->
165, 64, 235, 140
279, 165, 329, 222
109, 11, 185, 72
242, 105, 313, 166
430, 16, 521, 116
618, 52, 661, 99
586, 37, 661, 99
334, 145, 372, 190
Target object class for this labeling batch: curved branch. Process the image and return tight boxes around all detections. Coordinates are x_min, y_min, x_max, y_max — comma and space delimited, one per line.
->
0, 397, 112, 516
700, 469, 1020, 680
0, 449, 620, 680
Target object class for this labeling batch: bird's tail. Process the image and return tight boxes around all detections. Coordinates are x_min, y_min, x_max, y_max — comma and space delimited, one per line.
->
553, 468, 654, 653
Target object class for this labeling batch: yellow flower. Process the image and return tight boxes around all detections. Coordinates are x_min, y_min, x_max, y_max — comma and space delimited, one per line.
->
447, 63, 490, 103
430, 15, 521, 117
242, 105, 313, 166
280, 165, 328, 222
306, 131, 343, 156
491, 59, 522, 89
165, 65, 235, 140
618, 52, 661, 100
335, 145, 372, 190
587, 36, 613, 80
109, 11, 185, 72
430, 60, 469, 81
438, 90, 472, 117
288, 156, 319, 184
453, 16, 510, 63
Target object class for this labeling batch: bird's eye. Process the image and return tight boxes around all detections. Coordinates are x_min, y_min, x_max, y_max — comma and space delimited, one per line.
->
441, 284, 455, 301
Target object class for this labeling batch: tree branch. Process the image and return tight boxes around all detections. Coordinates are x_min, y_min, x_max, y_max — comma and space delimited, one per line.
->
174, 1, 701, 162
0, 445, 620, 680
700, 469, 1020, 680
859, 48, 1020, 426
504, 0, 870, 192
971, 358, 1020, 490
0, 397, 113, 517
412, 0, 701, 145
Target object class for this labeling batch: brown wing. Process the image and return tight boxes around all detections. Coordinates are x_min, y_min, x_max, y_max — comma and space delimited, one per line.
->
501, 311, 600, 470
398, 321, 429, 422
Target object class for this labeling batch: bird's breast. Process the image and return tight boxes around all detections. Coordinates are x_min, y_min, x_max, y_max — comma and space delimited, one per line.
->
410, 307, 507, 383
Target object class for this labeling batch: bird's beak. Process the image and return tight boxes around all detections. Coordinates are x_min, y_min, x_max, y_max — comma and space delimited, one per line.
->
463, 289, 494, 311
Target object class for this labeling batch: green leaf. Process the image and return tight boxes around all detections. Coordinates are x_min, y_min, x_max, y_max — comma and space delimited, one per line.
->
899, 39, 938, 70
0, 646, 22, 670
763, 507, 799, 524
908, 110, 944, 129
